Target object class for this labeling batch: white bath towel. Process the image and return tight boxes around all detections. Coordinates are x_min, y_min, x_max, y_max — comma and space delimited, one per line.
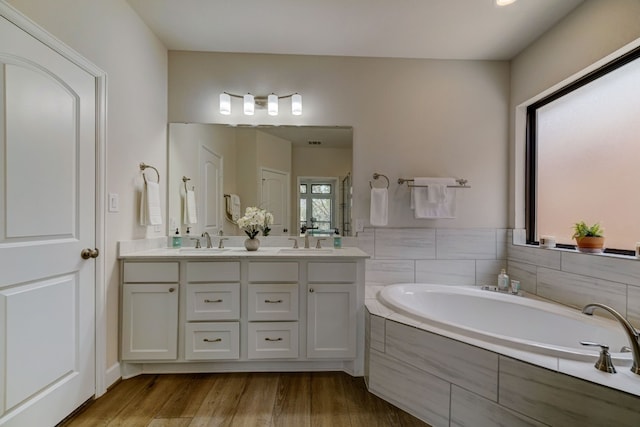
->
370, 187, 388, 226
140, 181, 162, 226
184, 189, 198, 225
411, 177, 457, 219
229, 194, 241, 221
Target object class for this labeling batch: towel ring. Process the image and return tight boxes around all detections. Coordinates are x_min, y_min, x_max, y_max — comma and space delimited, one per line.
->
140, 162, 160, 184
370, 173, 389, 189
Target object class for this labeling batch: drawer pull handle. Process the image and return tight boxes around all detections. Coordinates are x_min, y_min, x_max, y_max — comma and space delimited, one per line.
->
169, 287, 175, 293
204, 299, 223, 303
203, 338, 222, 343
265, 299, 283, 304
265, 337, 283, 342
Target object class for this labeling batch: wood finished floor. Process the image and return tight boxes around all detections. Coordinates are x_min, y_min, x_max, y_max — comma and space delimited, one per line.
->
60, 372, 432, 427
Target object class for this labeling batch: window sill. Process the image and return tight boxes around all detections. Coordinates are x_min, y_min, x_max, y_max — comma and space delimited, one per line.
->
515, 242, 639, 260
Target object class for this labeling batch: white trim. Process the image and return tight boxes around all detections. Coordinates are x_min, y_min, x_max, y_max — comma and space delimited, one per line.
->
104, 362, 121, 390
0, 0, 109, 399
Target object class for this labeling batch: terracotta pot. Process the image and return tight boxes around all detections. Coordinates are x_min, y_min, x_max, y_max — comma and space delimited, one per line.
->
575, 236, 604, 253
244, 237, 260, 251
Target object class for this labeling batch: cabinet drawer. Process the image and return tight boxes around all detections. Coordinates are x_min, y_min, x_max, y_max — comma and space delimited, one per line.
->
186, 262, 240, 282
308, 262, 356, 283
123, 262, 179, 283
248, 284, 299, 321
248, 322, 299, 359
185, 322, 239, 360
248, 262, 298, 283
186, 283, 240, 321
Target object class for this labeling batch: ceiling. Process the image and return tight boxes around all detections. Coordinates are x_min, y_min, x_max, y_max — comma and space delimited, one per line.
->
127, 0, 584, 61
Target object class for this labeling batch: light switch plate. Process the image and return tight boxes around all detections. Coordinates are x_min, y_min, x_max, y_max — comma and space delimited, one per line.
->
108, 193, 119, 212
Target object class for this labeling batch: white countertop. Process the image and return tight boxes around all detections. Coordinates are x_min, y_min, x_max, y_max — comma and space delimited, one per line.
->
119, 245, 369, 260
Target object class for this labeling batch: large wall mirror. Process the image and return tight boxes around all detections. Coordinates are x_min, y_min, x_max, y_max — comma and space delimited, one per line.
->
168, 123, 353, 237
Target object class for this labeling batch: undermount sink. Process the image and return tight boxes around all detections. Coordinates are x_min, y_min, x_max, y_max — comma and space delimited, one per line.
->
179, 247, 229, 253
278, 248, 335, 254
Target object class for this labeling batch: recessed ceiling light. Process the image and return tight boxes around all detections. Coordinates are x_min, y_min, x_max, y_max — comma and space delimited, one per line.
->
496, 0, 517, 6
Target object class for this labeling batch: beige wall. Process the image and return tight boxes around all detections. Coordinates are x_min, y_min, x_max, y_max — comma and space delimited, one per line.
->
169, 51, 511, 229
7, 0, 168, 372
509, 0, 640, 228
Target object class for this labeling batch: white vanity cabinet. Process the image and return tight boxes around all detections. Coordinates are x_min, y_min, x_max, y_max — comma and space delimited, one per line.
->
184, 261, 241, 360
119, 248, 367, 377
121, 262, 179, 360
307, 262, 357, 359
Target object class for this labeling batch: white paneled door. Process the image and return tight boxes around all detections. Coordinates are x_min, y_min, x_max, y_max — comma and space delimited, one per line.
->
0, 12, 97, 427
200, 145, 222, 236
260, 168, 290, 235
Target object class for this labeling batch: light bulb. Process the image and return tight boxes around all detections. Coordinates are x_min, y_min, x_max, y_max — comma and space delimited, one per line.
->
243, 94, 254, 115
268, 94, 278, 116
291, 93, 302, 116
219, 93, 231, 115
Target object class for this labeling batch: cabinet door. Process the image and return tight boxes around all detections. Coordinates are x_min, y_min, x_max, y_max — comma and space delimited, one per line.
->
307, 284, 356, 359
121, 283, 178, 360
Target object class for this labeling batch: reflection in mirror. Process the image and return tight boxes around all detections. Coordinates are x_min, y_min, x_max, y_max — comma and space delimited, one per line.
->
168, 124, 353, 237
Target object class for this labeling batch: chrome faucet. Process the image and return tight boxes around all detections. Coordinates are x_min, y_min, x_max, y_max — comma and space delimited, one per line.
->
201, 232, 212, 248
304, 232, 311, 249
582, 303, 640, 375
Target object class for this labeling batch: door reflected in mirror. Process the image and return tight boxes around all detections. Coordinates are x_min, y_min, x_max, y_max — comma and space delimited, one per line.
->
168, 124, 353, 237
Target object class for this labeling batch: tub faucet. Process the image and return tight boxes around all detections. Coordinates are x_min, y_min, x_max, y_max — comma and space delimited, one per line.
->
201, 232, 212, 248
582, 303, 640, 375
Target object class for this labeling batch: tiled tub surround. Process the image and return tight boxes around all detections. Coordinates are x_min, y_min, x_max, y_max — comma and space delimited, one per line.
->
359, 228, 640, 426
365, 298, 640, 427
507, 229, 640, 331
358, 228, 509, 287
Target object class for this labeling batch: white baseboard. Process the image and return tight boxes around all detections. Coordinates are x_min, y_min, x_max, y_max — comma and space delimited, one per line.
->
104, 362, 121, 390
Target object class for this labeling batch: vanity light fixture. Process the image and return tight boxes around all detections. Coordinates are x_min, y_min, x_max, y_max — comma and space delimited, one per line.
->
495, 0, 517, 5
219, 92, 302, 116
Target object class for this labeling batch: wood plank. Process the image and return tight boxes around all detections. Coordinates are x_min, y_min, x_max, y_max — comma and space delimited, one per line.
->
148, 419, 192, 427
272, 372, 311, 427
229, 372, 280, 427
310, 372, 351, 427
105, 375, 190, 426
188, 373, 249, 427
60, 375, 155, 427
155, 374, 217, 418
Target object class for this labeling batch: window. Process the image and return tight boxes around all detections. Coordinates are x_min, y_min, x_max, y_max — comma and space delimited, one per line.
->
299, 179, 335, 233
526, 46, 640, 253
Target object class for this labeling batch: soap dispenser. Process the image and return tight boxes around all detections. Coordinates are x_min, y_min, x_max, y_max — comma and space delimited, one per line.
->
497, 269, 509, 292
172, 228, 182, 248
333, 228, 342, 249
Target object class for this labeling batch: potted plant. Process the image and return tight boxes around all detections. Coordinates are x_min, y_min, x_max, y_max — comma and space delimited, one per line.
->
572, 221, 605, 253
237, 207, 273, 251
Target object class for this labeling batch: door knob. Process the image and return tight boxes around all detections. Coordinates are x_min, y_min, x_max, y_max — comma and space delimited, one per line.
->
81, 248, 100, 259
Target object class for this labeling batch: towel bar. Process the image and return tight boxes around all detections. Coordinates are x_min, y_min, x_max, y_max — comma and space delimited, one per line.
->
182, 176, 194, 193
370, 172, 390, 189
140, 162, 160, 184
398, 178, 470, 188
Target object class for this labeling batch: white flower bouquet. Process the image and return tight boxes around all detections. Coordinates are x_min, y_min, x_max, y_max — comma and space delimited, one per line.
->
237, 207, 274, 239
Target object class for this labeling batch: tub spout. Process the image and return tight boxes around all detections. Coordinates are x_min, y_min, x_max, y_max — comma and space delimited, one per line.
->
582, 303, 640, 375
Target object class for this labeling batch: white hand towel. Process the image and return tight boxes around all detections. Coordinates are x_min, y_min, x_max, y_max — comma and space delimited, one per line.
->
140, 181, 162, 226
370, 187, 388, 226
230, 194, 241, 221
184, 189, 198, 224
411, 177, 457, 219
